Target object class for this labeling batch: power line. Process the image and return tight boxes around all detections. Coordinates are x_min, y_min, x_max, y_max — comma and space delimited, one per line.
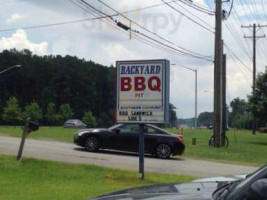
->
224, 43, 253, 72
69, 0, 213, 62
0, 0, 183, 33
173, 0, 215, 15
161, 0, 215, 33
92, 0, 213, 61
172, 1, 214, 29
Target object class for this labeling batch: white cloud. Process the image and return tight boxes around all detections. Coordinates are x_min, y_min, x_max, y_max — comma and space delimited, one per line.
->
6, 14, 26, 24
0, 29, 48, 55
52, 36, 73, 56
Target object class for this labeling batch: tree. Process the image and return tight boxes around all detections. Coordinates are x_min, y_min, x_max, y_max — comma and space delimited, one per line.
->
23, 101, 43, 122
83, 111, 97, 128
229, 98, 250, 129
2, 97, 22, 125
46, 102, 56, 125
198, 112, 213, 127
248, 67, 267, 127
59, 104, 73, 123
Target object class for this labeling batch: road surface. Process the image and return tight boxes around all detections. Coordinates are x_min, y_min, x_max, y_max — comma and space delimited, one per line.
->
0, 136, 258, 178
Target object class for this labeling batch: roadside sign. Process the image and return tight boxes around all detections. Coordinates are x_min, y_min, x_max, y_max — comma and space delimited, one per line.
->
116, 59, 170, 124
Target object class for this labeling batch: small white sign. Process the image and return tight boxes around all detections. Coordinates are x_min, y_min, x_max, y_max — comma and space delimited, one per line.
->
116, 59, 170, 124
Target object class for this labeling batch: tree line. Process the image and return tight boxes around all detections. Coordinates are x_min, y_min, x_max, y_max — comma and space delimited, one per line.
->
0, 49, 115, 127
0, 49, 178, 127
197, 67, 266, 131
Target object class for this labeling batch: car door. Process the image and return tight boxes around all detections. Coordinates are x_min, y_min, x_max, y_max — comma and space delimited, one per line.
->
112, 124, 140, 152
144, 125, 161, 153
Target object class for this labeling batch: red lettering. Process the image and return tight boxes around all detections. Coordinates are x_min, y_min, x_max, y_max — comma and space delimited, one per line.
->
148, 76, 161, 91
121, 77, 132, 91
134, 77, 146, 91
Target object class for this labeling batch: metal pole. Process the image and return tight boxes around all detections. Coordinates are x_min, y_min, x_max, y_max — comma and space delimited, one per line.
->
0, 65, 21, 74
139, 124, 145, 180
195, 70, 198, 129
252, 23, 256, 135
214, 0, 222, 147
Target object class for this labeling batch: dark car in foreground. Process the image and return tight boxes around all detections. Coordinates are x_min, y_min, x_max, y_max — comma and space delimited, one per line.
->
92, 164, 267, 200
74, 124, 185, 159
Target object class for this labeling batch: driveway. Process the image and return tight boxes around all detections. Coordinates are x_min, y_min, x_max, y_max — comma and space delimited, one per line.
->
0, 136, 258, 178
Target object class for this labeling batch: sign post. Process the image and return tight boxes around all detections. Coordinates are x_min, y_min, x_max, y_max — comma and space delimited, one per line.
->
116, 59, 170, 179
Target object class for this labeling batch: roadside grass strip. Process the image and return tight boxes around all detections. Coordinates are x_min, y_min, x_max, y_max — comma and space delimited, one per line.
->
0, 154, 194, 200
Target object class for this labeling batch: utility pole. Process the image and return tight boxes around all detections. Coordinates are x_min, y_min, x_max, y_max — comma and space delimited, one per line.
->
214, 0, 223, 147
195, 69, 198, 129
222, 54, 227, 146
242, 23, 266, 135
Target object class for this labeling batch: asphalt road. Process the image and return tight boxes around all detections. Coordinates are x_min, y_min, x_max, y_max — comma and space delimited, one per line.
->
0, 136, 258, 178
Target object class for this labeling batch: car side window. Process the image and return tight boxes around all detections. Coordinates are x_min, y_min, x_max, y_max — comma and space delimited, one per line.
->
144, 126, 162, 134
119, 125, 140, 133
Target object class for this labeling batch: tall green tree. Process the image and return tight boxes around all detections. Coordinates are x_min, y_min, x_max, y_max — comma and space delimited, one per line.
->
46, 102, 56, 125
2, 97, 22, 125
23, 101, 43, 122
83, 111, 97, 128
229, 98, 250, 129
248, 67, 267, 127
59, 104, 73, 123
198, 112, 213, 127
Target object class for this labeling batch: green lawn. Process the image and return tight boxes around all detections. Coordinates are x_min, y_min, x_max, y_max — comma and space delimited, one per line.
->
167, 128, 267, 166
0, 126, 76, 142
0, 154, 194, 200
1, 126, 267, 166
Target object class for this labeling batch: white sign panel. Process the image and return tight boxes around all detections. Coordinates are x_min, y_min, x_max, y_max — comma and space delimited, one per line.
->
116, 59, 170, 124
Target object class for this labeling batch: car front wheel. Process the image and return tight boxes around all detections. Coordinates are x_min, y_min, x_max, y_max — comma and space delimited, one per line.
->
85, 136, 100, 152
156, 144, 171, 159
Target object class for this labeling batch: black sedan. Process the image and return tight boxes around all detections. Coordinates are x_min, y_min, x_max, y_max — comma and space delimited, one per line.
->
74, 124, 185, 159
92, 163, 267, 200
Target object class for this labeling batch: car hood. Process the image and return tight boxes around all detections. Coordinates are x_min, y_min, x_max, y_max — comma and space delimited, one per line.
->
91, 181, 224, 200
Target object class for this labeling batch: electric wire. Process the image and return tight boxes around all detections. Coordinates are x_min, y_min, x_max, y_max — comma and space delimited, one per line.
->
160, 0, 215, 33
93, 0, 213, 61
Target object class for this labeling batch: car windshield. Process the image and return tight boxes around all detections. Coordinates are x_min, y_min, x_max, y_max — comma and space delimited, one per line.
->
225, 164, 267, 199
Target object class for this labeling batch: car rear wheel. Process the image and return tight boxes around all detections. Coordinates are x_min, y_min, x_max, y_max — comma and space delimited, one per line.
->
156, 144, 171, 159
85, 136, 100, 152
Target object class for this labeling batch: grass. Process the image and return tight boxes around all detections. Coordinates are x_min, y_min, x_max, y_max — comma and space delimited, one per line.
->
1, 126, 267, 166
0, 154, 194, 200
167, 128, 267, 166
0, 126, 76, 142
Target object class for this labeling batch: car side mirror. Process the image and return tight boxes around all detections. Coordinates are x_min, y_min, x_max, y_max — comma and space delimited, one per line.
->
246, 179, 267, 200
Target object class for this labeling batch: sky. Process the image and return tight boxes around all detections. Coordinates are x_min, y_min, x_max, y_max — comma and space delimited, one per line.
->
0, 0, 266, 118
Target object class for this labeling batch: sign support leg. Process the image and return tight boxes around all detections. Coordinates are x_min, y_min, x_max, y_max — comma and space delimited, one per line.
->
139, 124, 145, 180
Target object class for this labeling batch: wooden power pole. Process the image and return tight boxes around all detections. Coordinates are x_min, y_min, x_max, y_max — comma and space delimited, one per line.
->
242, 23, 266, 135
214, 0, 223, 147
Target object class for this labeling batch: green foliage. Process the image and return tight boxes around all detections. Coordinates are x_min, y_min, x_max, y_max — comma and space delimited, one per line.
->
2, 97, 22, 125
46, 103, 56, 125
0, 49, 116, 126
83, 111, 97, 128
229, 98, 250, 129
0, 155, 194, 200
198, 112, 213, 126
97, 112, 113, 127
59, 104, 73, 124
23, 101, 43, 122
248, 67, 267, 127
